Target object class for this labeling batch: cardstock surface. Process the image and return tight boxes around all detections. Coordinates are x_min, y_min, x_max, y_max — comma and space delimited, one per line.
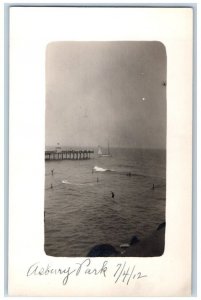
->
9, 7, 192, 296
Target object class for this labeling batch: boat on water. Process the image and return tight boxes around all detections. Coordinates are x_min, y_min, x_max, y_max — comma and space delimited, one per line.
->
97, 143, 112, 157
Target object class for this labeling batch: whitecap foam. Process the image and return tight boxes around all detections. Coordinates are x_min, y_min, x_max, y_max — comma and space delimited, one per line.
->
62, 180, 94, 186
62, 180, 71, 184
93, 166, 107, 172
93, 166, 114, 172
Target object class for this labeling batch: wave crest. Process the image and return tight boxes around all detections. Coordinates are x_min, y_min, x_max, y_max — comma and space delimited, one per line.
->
93, 166, 113, 172
62, 180, 94, 186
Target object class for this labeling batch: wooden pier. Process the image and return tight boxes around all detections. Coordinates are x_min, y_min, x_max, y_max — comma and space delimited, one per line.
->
45, 150, 94, 161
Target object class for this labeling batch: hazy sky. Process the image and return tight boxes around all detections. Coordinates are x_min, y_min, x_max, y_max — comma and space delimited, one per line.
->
46, 41, 166, 149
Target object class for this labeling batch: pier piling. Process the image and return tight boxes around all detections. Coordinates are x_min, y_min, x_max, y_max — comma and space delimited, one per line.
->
45, 150, 94, 161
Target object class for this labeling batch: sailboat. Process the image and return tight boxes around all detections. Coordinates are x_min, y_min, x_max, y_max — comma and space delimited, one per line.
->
98, 142, 112, 157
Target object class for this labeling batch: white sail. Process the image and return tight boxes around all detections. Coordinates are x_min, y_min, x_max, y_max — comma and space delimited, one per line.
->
107, 142, 110, 155
97, 146, 102, 155
97, 143, 112, 157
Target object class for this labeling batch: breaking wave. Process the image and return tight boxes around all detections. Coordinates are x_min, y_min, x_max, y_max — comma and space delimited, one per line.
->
93, 166, 114, 172
62, 180, 95, 186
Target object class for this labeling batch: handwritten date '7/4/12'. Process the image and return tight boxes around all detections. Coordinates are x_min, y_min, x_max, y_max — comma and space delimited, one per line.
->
114, 263, 147, 285
27, 260, 147, 286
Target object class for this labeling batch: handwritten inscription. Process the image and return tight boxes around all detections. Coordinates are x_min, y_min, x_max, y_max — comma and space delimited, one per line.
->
27, 259, 147, 286
114, 262, 147, 285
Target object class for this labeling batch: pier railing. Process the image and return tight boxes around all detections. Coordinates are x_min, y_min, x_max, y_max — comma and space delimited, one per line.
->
45, 150, 94, 161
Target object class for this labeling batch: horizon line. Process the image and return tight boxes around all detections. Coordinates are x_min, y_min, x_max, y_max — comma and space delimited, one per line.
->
45, 144, 166, 150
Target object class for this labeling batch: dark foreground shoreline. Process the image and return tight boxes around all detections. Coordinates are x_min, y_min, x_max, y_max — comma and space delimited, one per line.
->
87, 222, 165, 257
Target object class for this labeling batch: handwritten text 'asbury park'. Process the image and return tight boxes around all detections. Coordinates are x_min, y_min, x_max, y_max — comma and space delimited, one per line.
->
27, 259, 147, 285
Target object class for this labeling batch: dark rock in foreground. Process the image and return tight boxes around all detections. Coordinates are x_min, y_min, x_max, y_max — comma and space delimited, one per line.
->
157, 221, 166, 231
87, 244, 120, 257
123, 226, 165, 257
130, 235, 140, 245
86, 222, 166, 257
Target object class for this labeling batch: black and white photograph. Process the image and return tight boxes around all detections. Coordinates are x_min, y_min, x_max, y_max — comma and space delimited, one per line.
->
44, 41, 167, 257
8, 6, 193, 296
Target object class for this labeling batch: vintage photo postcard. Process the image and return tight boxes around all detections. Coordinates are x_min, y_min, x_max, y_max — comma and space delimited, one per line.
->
44, 41, 166, 258
8, 7, 193, 296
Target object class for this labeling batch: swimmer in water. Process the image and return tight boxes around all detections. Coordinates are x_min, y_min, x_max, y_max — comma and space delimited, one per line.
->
111, 191, 115, 198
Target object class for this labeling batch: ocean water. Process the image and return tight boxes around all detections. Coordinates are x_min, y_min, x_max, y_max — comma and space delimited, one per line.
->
44, 148, 166, 257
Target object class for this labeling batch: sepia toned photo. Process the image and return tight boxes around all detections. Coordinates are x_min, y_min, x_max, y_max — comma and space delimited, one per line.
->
8, 6, 193, 296
44, 41, 167, 257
